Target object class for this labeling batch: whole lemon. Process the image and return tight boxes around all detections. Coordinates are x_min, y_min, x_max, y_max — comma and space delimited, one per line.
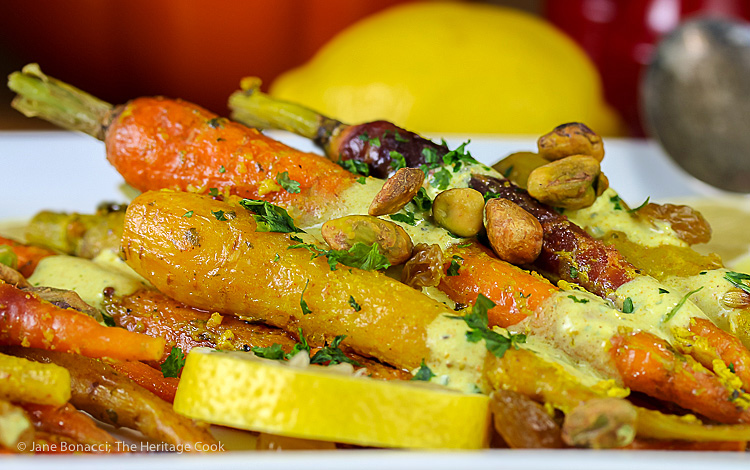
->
271, 2, 622, 136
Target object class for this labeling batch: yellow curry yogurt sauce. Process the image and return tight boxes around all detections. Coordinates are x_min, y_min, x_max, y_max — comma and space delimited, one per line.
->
513, 277, 705, 382
565, 188, 685, 248
27, 250, 150, 311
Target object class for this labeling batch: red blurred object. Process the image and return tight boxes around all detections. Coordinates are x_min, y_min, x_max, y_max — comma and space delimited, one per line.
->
546, 0, 750, 136
0, 0, 411, 115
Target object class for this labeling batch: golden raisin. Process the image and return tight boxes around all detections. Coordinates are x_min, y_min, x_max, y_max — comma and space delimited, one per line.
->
636, 203, 712, 245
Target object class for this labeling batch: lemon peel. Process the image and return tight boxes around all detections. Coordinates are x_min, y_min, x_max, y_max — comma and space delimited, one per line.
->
173, 348, 491, 449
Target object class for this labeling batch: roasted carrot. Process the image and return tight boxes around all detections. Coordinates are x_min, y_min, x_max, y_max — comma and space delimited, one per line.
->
107, 360, 179, 404
0, 235, 54, 278
9, 64, 356, 227
439, 242, 557, 328
610, 331, 750, 424
7, 346, 217, 448
21, 403, 120, 451
0, 282, 164, 361
106, 289, 410, 382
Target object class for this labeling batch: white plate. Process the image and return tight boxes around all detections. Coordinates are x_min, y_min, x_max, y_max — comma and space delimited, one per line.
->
2, 130, 750, 469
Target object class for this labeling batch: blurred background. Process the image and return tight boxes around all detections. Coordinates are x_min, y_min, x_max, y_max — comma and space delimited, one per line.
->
0, 0, 747, 136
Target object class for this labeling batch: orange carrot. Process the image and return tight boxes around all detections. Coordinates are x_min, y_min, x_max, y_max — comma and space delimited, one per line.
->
0, 283, 164, 361
21, 403, 121, 451
108, 360, 179, 404
439, 242, 557, 327
611, 331, 750, 424
0, 236, 54, 278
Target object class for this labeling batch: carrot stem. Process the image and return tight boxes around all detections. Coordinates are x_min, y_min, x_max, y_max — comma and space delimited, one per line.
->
228, 76, 339, 142
7, 63, 112, 139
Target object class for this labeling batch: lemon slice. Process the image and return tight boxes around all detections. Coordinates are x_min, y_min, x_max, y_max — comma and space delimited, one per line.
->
173, 348, 491, 449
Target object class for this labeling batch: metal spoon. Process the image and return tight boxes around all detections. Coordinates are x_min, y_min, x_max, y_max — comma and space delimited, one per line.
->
641, 17, 750, 193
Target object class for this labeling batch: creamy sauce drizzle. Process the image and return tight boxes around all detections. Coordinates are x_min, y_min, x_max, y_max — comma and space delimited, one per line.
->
28, 252, 150, 310
565, 188, 684, 248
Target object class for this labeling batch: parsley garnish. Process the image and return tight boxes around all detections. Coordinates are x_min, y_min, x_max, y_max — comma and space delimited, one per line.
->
212, 210, 235, 221
627, 197, 650, 213
273, 253, 280, 262
658, 288, 670, 294
389, 210, 417, 226
412, 359, 436, 381
288, 328, 311, 358
300, 279, 312, 315
724, 271, 750, 295
421, 147, 439, 166
390, 151, 407, 171
622, 297, 634, 313
569, 266, 579, 279
219, 165, 226, 174
326, 243, 391, 271
310, 335, 361, 366
240, 199, 304, 233
207, 117, 225, 128
357, 176, 367, 184
251, 343, 286, 360
431, 168, 452, 190
729, 363, 736, 374
182, 211, 194, 218
567, 295, 589, 304
412, 187, 432, 212
161, 346, 186, 378
610, 195, 623, 211
358, 132, 380, 147
449, 294, 526, 358
394, 131, 409, 143
101, 311, 117, 327
208, 188, 219, 197
441, 140, 476, 172
447, 255, 463, 276
348, 296, 361, 312
663, 287, 703, 323
277, 171, 301, 194
288, 241, 391, 271
338, 158, 370, 176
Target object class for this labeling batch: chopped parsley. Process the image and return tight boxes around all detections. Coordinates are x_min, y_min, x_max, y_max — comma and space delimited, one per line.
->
211, 210, 235, 221
240, 199, 304, 233
390, 151, 407, 172
447, 255, 463, 276
251, 343, 286, 360
337, 158, 370, 176
610, 195, 624, 211
412, 359, 436, 382
219, 165, 226, 174
348, 295, 361, 312
569, 265, 579, 279
431, 167, 452, 190
206, 117, 225, 128
724, 271, 750, 295
300, 279, 312, 315
729, 363, 736, 374
288, 241, 391, 271
358, 132, 380, 147
412, 187, 432, 212
440, 140, 476, 172
100, 311, 117, 327
161, 346, 186, 378
421, 147, 440, 166
658, 288, 670, 294
622, 297, 634, 314
663, 287, 703, 323
389, 210, 417, 226
276, 171, 301, 194
182, 210, 194, 218
448, 294, 526, 358
310, 335, 361, 366
357, 176, 367, 184
273, 253, 280, 262
567, 295, 589, 304
208, 188, 219, 197
627, 197, 650, 213
394, 131, 409, 143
